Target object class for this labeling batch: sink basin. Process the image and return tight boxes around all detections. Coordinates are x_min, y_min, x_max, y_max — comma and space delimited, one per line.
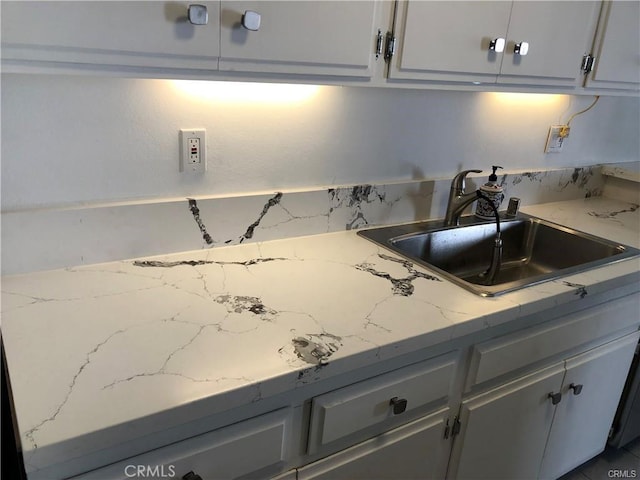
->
358, 213, 640, 297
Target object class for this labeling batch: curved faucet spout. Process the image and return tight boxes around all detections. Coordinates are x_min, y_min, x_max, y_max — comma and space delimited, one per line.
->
444, 169, 482, 226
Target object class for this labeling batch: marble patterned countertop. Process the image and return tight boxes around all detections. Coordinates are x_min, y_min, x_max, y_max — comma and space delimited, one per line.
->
2, 196, 639, 477
602, 161, 640, 183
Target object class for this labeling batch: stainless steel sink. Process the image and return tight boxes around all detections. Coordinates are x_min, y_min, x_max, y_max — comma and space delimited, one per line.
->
357, 213, 640, 297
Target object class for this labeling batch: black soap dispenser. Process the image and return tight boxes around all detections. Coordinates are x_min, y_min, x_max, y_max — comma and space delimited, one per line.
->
475, 166, 504, 219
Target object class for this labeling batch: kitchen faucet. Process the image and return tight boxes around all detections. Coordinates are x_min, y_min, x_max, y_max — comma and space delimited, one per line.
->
444, 169, 482, 227
444, 169, 502, 285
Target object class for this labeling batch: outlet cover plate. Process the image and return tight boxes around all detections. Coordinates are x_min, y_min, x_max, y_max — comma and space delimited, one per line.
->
180, 129, 206, 173
545, 125, 565, 154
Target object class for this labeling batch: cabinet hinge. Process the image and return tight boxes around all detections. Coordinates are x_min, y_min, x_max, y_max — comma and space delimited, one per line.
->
444, 416, 462, 439
452, 416, 461, 436
581, 54, 595, 75
375, 30, 384, 59
384, 32, 396, 62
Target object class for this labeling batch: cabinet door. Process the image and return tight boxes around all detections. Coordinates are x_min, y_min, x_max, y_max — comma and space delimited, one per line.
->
585, 0, 640, 91
298, 409, 450, 480
389, 1, 512, 83
1, 1, 220, 70
219, 1, 378, 77
449, 363, 565, 479
539, 332, 640, 479
497, 1, 601, 87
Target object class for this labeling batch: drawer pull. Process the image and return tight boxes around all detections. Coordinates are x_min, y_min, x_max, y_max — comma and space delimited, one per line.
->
548, 392, 562, 405
390, 397, 408, 414
183, 472, 203, 480
569, 383, 583, 395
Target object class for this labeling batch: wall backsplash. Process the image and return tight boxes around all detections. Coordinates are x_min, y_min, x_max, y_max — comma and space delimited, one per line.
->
1, 74, 638, 274
2, 166, 604, 274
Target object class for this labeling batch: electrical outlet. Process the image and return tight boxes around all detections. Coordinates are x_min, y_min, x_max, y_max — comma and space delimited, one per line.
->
180, 129, 206, 173
545, 125, 567, 153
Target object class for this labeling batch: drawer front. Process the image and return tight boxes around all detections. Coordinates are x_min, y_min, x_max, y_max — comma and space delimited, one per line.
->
72, 408, 292, 480
307, 353, 457, 453
299, 408, 450, 480
467, 293, 640, 388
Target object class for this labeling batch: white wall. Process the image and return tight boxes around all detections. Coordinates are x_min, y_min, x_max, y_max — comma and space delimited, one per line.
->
2, 74, 639, 211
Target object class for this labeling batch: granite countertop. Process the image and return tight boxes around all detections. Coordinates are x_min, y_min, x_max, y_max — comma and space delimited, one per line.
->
2, 196, 639, 477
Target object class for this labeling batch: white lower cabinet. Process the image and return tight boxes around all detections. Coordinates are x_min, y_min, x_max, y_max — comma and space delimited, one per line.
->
449, 332, 640, 480
450, 362, 565, 479
298, 409, 450, 480
539, 333, 640, 479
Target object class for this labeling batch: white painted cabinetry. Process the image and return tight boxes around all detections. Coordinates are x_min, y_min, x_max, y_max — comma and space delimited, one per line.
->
307, 354, 456, 453
300, 353, 458, 479
218, 1, 379, 78
298, 410, 450, 480
450, 362, 566, 479
2, 0, 638, 95
584, 0, 640, 92
389, 1, 601, 88
448, 292, 640, 480
1, 0, 379, 79
0, 1, 221, 70
450, 333, 639, 479
388, 1, 512, 83
539, 333, 639, 479
70, 408, 293, 480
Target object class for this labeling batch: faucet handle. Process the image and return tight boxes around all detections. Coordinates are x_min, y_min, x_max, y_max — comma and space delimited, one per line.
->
452, 169, 482, 193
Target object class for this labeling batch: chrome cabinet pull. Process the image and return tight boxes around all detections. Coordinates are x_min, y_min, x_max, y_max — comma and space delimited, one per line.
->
242, 10, 261, 31
187, 4, 208, 25
514, 41, 529, 56
489, 37, 505, 53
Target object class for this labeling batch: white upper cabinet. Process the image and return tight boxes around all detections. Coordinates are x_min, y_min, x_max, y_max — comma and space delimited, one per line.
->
1, 1, 380, 79
389, 1, 512, 83
218, 1, 379, 78
497, 1, 600, 86
1, 1, 221, 70
2, 0, 637, 94
584, 0, 640, 91
389, 1, 601, 88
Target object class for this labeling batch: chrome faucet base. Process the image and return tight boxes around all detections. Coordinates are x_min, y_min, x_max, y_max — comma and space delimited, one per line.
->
444, 169, 482, 227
